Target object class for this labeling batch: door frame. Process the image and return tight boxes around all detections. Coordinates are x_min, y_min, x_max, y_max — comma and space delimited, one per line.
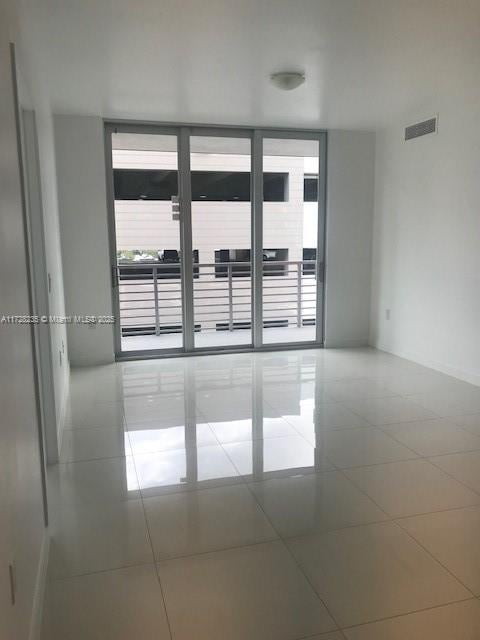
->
104, 121, 327, 360
10, 44, 51, 523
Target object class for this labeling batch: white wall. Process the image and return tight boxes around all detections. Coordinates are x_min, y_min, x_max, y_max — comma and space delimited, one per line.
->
0, 9, 48, 639
11, 0, 71, 460
54, 114, 115, 366
370, 59, 480, 384
324, 130, 375, 347
34, 108, 70, 443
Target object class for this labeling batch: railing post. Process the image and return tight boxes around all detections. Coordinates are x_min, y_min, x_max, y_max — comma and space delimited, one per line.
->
153, 266, 160, 336
228, 263, 233, 332
297, 262, 302, 328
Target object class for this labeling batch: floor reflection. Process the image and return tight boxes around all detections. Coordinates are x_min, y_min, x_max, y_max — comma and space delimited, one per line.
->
121, 353, 327, 492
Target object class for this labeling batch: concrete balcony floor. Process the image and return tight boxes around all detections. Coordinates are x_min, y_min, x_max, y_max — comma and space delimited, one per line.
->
121, 325, 317, 352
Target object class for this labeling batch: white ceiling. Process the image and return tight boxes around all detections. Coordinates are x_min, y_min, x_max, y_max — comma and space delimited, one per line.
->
16, 0, 480, 130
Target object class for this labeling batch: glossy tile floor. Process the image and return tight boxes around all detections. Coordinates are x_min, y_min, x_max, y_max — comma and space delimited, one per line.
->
42, 348, 480, 639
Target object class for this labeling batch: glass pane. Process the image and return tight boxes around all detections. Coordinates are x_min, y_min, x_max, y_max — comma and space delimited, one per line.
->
112, 132, 183, 352
262, 138, 319, 344
190, 136, 252, 348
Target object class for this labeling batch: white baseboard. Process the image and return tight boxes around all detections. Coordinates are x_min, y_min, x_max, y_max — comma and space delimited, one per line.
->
373, 341, 480, 387
28, 532, 50, 640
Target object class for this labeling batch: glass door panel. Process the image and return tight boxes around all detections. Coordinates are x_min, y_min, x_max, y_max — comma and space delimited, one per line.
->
111, 131, 184, 353
190, 135, 253, 349
262, 137, 320, 345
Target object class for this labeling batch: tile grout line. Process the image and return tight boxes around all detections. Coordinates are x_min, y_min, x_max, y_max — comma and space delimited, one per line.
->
338, 458, 480, 522
390, 499, 480, 522
47, 559, 157, 584
154, 537, 282, 566
330, 464, 480, 606
393, 516, 478, 599
426, 456, 480, 497
330, 418, 480, 603
375, 422, 480, 461
128, 428, 175, 640
340, 596, 477, 634
64, 359, 480, 637
241, 477, 343, 635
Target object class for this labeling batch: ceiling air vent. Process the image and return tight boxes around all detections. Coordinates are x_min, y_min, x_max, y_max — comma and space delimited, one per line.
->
405, 116, 438, 141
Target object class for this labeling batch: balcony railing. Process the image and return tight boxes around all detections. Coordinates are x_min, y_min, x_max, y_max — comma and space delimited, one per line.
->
117, 260, 318, 337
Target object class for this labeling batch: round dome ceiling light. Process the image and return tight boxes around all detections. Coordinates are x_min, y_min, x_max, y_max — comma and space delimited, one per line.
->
270, 71, 305, 91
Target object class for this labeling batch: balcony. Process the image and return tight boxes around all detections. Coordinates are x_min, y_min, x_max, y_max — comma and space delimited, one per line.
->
118, 260, 319, 351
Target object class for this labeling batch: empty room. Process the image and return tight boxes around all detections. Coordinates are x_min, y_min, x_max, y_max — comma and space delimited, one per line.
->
1, 0, 480, 639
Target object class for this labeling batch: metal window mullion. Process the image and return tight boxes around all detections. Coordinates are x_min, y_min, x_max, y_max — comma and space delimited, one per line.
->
252, 131, 263, 348
104, 124, 122, 358
153, 266, 160, 335
316, 132, 327, 344
228, 263, 233, 331
178, 128, 195, 351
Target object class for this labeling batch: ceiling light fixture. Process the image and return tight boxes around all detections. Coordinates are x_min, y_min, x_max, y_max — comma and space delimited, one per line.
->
270, 72, 305, 91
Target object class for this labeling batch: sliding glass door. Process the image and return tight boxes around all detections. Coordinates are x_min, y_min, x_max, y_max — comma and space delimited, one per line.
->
106, 124, 326, 359
109, 130, 184, 354
190, 134, 253, 349
262, 137, 322, 345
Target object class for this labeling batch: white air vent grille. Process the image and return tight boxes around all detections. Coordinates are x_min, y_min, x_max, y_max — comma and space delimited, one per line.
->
405, 117, 437, 141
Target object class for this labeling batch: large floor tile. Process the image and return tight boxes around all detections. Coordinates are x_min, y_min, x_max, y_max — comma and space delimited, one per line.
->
400, 506, 480, 595
208, 416, 297, 444
222, 434, 331, 479
65, 400, 125, 430
196, 386, 254, 417
345, 459, 480, 518
322, 428, 417, 469
158, 540, 337, 640
344, 599, 480, 639
263, 383, 336, 411
455, 413, 480, 436
48, 457, 140, 507
69, 366, 122, 402
49, 499, 152, 578
144, 484, 277, 559
345, 397, 437, 425
124, 413, 198, 431
343, 397, 437, 425
381, 418, 480, 457
134, 444, 242, 497
376, 371, 469, 397
287, 521, 469, 627
60, 428, 131, 463
128, 422, 218, 454
43, 564, 170, 640
320, 379, 396, 402
408, 388, 480, 418
249, 471, 387, 538
284, 403, 371, 433
123, 394, 190, 424
430, 450, 480, 492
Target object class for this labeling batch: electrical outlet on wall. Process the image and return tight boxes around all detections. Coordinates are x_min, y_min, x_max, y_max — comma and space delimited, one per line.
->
385, 308, 391, 320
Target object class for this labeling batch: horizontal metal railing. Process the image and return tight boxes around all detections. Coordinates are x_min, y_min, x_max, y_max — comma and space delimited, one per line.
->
117, 260, 317, 336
